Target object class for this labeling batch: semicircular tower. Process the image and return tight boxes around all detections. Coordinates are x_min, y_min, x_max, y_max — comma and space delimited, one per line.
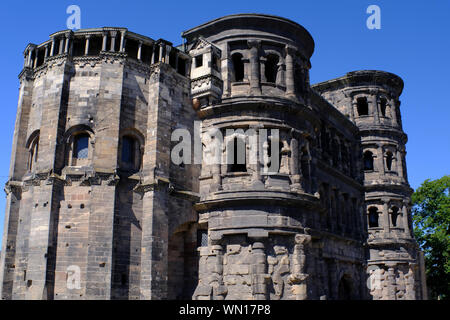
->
313, 70, 426, 300
183, 14, 368, 300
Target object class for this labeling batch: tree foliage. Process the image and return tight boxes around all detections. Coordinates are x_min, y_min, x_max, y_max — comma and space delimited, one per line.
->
412, 175, 450, 300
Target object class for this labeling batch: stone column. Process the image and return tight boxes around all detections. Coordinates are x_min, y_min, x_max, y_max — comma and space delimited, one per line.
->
110, 31, 117, 52
119, 31, 126, 52
285, 45, 296, 97
397, 149, 404, 178
84, 35, 91, 55
44, 45, 48, 59
101, 32, 108, 51
50, 38, 55, 56
64, 33, 71, 54
382, 198, 390, 234
137, 41, 142, 61
33, 52, 38, 68
247, 40, 261, 95
386, 266, 397, 300
251, 241, 268, 300
151, 44, 158, 64
402, 202, 410, 236
165, 45, 171, 64
57, 36, 64, 55
370, 94, 379, 124
288, 234, 311, 300
390, 99, 398, 125
289, 132, 302, 191
350, 97, 357, 122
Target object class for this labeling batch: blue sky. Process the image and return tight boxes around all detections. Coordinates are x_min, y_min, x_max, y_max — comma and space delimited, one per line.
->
0, 0, 448, 245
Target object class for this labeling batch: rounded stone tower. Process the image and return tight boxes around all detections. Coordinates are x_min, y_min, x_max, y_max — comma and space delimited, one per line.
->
183, 14, 368, 300
313, 70, 426, 300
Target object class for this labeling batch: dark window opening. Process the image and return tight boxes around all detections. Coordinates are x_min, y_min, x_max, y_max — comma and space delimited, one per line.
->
386, 151, 393, 171
177, 58, 186, 76
121, 273, 127, 286
169, 50, 177, 69
197, 229, 208, 247
363, 151, 374, 171
265, 54, 279, 83
231, 53, 244, 82
125, 39, 139, 59
88, 36, 102, 56
380, 98, 387, 117
121, 136, 135, 164
73, 134, 89, 159
195, 54, 203, 68
148, 44, 157, 64
357, 97, 369, 116
391, 207, 399, 227
368, 207, 379, 228
229, 137, 246, 172
212, 54, 220, 71
36, 49, 45, 67
72, 37, 85, 57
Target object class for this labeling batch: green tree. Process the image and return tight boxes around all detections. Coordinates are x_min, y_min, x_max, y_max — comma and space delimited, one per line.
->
412, 175, 450, 300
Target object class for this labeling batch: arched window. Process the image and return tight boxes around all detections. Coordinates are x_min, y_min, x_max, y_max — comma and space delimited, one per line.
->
26, 131, 40, 172
391, 206, 400, 227
64, 127, 94, 167
385, 151, 393, 171
380, 98, 387, 117
120, 134, 142, 172
357, 97, 369, 116
73, 134, 89, 159
228, 136, 246, 172
231, 53, 244, 82
368, 207, 379, 228
264, 54, 279, 83
363, 151, 374, 171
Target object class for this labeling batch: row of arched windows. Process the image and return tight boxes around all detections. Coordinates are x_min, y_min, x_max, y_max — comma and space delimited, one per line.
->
320, 125, 355, 178
25, 128, 143, 173
368, 205, 401, 229
363, 149, 397, 172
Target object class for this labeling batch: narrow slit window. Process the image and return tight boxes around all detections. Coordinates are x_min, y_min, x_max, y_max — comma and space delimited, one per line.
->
386, 151, 393, 171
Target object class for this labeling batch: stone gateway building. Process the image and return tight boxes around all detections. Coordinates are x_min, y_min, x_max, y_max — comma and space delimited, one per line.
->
0, 14, 427, 300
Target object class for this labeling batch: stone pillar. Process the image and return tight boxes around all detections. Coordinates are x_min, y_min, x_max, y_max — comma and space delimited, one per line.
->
44, 45, 48, 59
64, 33, 70, 54
101, 32, 108, 51
251, 241, 268, 300
164, 45, 171, 64
350, 97, 357, 122
84, 35, 90, 55
288, 234, 311, 300
151, 44, 158, 64
390, 99, 398, 125
285, 45, 296, 97
119, 31, 126, 52
137, 41, 142, 61
382, 198, 390, 234
247, 40, 261, 95
58, 37, 64, 55
402, 202, 410, 236
397, 149, 404, 178
50, 38, 55, 56
386, 266, 397, 300
370, 94, 379, 124
110, 31, 117, 52
289, 133, 302, 191
33, 52, 38, 68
